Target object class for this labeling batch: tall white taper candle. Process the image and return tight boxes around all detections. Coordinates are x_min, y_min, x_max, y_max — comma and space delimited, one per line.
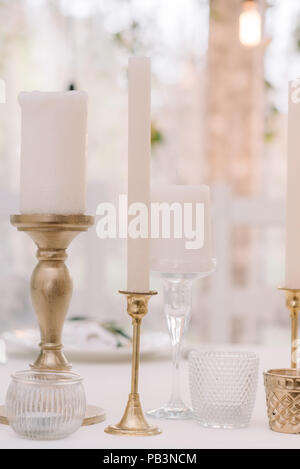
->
19, 90, 87, 214
127, 57, 151, 292
285, 80, 300, 288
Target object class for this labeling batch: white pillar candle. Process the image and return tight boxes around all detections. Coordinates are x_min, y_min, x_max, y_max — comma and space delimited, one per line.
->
151, 185, 214, 273
285, 80, 300, 288
127, 57, 151, 292
19, 90, 87, 214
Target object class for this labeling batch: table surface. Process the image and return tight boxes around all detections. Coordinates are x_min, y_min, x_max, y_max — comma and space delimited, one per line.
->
0, 345, 298, 449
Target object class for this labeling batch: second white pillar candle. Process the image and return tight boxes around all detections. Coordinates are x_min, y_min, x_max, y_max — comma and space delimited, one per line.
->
151, 184, 214, 274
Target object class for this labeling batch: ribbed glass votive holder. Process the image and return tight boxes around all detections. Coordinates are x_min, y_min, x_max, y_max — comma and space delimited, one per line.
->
6, 370, 86, 440
189, 350, 259, 429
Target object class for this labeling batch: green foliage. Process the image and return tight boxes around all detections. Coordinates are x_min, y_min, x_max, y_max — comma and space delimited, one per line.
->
70, 317, 131, 348
264, 79, 274, 90
102, 321, 132, 346
294, 21, 300, 52
264, 130, 276, 143
112, 20, 141, 53
264, 82, 279, 144
151, 121, 164, 147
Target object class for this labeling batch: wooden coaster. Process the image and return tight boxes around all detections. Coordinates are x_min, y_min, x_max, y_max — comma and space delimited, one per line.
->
0, 406, 7, 425
82, 405, 106, 426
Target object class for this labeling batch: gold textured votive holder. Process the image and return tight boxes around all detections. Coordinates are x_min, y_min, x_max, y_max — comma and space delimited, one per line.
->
264, 369, 300, 434
105, 290, 161, 436
264, 288, 300, 434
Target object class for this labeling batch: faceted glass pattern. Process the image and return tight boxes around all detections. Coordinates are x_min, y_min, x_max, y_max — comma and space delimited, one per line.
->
6, 370, 86, 440
188, 350, 259, 429
264, 369, 300, 434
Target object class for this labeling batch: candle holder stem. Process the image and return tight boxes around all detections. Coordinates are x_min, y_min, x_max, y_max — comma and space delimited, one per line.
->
147, 273, 203, 420
131, 315, 141, 394
279, 288, 300, 368
291, 309, 299, 369
105, 290, 161, 436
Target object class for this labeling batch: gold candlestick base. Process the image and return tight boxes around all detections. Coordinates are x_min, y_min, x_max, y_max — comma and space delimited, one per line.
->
105, 290, 161, 437
105, 394, 161, 436
0, 214, 105, 427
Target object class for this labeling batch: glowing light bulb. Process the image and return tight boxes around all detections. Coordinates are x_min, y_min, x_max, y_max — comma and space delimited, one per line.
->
239, 0, 261, 47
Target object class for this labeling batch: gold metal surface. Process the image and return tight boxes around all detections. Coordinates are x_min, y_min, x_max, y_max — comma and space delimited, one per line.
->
0, 404, 105, 426
6, 214, 105, 427
279, 288, 300, 368
263, 289, 300, 434
82, 405, 106, 426
105, 290, 161, 437
0, 406, 7, 425
264, 368, 300, 434
11, 214, 94, 371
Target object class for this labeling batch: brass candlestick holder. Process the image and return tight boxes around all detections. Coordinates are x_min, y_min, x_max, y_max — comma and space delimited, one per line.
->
279, 288, 300, 369
0, 214, 105, 426
105, 290, 161, 436
264, 288, 300, 434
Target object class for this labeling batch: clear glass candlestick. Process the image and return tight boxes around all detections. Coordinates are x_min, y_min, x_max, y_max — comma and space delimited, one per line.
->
147, 266, 215, 420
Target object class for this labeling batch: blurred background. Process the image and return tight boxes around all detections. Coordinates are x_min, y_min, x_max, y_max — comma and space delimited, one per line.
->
0, 0, 297, 349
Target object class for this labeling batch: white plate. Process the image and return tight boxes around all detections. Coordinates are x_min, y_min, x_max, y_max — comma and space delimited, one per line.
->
2, 323, 170, 362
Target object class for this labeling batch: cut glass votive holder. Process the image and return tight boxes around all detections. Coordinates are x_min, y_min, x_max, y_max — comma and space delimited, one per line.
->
5, 370, 86, 440
188, 350, 259, 429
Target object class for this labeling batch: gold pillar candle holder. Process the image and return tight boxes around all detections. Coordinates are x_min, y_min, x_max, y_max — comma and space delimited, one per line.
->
11, 214, 93, 371
105, 290, 161, 436
0, 214, 105, 426
264, 288, 300, 434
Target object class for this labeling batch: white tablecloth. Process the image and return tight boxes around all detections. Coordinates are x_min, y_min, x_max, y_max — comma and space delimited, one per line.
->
0, 345, 298, 449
